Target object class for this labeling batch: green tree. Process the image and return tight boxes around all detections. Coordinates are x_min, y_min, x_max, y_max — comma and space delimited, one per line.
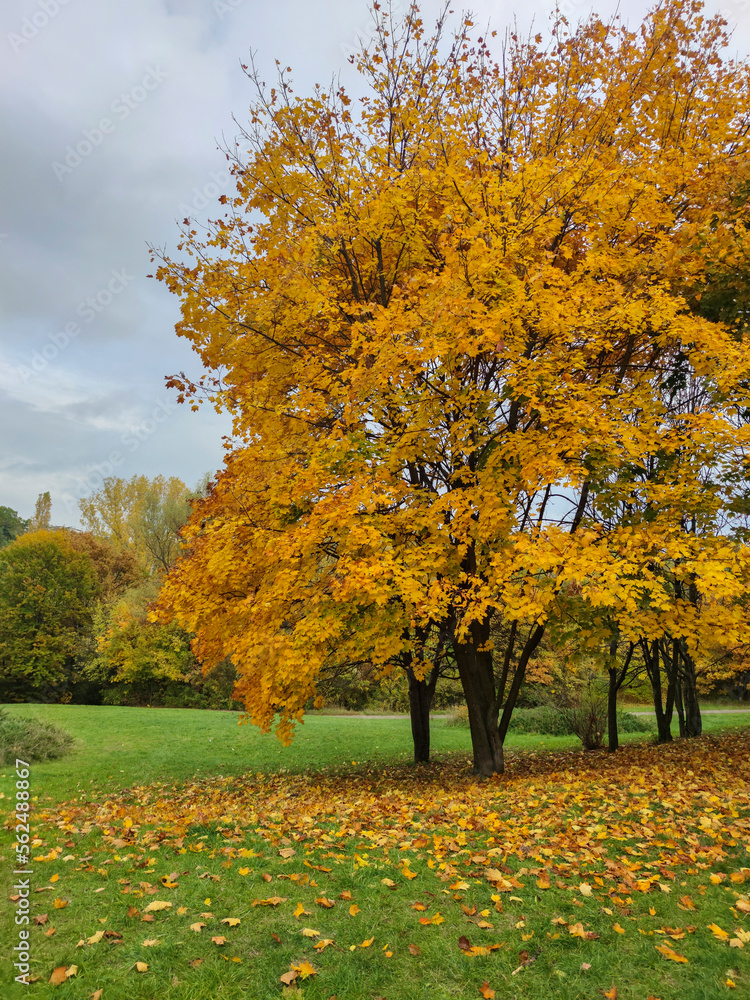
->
0, 530, 98, 700
0, 507, 28, 549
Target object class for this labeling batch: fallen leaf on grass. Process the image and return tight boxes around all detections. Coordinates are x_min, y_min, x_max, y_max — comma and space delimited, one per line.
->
87, 931, 105, 945
569, 922, 600, 940
34, 914, 48, 925
211, 936, 227, 946
313, 938, 335, 951
53, 899, 68, 909
316, 897, 335, 908
280, 971, 297, 986
655, 944, 688, 963
349, 904, 360, 916
579, 883, 593, 897
252, 896, 287, 907
479, 982, 495, 999
601, 989, 618, 999
143, 901, 172, 913
381, 878, 397, 889
581, 963, 591, 971
221, 917, 241, 927
142, 939, 160, 947
135, 962, 148, 973
708, 923, 730, 941
408, 943, 421, 955
458, 936, 472, 951
678, 895, 697, 911
613, 923, 625, 935
49, 966, 68, 986
302, 928, 320, 938
91, 990, 104, 1000
278, 848, 295, 858
190, 922, 206, 933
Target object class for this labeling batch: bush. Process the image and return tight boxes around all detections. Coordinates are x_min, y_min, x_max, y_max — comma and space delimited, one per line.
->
444, 704, 648, 739
0, 709, 75, 764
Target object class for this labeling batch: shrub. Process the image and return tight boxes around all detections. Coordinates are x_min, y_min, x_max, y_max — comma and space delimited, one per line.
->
444, 704, 648, 739
0, 709, 75, 764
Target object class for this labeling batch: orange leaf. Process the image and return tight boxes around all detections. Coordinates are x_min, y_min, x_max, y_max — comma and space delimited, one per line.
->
49, 966, 68, 986
479, 982, 495, 999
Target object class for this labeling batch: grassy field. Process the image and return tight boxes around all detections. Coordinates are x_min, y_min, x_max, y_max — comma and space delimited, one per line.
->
1, 705, 749, 999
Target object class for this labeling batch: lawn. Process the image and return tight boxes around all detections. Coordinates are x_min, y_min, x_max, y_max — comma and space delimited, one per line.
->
1, 705, 749, 999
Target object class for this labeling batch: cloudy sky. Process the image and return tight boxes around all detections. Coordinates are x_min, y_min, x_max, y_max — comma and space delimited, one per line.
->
1, 0, 748, 527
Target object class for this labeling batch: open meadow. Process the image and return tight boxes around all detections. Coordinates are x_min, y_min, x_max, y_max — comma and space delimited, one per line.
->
1, 705, 749, 999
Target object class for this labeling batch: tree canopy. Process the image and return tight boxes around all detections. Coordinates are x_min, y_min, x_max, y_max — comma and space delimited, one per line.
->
154, 0, 750, 772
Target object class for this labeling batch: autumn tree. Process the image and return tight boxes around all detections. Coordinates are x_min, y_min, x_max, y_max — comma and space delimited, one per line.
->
154, 1, 750, 773
79, 475, 194, 574
29, 491, 51, 532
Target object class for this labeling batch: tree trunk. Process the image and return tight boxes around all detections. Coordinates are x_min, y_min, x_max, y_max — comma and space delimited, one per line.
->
498, 623, 545, 743
607, 666, 619, 752
453, 630, 503, 776
679, 641, 702, 737
406, 660, 438, 763
642, 639, 672, 742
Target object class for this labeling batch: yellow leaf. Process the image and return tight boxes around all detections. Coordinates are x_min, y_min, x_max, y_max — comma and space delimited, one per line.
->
302, 927, 320, 938
49, 874, 60, 883
53, 898, 68, 909
292, 960, 317, 978
654, 944, 688, 963
708, 923, 730, 941
613, 923, 625, 935
87, 931, 105, 945
190, 922, 206, 933
579, 883, 593, 897
143, 901, 172, 913
313, 938, 335, 951
349, 904, 360, 916
141, 939, 160, 947
221, 917, 241, 927
360, 937, 374, 947
135, 962, 148, 973
238, 867, 250, 876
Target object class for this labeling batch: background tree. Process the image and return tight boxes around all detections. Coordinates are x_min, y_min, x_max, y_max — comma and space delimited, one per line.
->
0, 530, 98, 700
155, 0, 750, 773
79, 475, 195, 574
29, 491, 51, 532
0, 507, 28, 549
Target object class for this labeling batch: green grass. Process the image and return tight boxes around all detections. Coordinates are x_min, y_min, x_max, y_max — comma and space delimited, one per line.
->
0, 705, 748, 999
1, 703, 747, 807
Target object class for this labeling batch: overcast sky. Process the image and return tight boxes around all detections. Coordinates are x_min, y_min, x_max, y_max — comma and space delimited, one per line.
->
1, 0, 748, 527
